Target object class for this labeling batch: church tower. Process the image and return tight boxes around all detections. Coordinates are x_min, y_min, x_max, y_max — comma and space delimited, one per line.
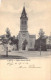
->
18, 6, 36, 50
20, 6, 28, 31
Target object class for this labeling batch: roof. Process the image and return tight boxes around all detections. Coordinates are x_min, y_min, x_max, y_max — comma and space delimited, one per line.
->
29, 35, 36, 38
20, 6, 28, 19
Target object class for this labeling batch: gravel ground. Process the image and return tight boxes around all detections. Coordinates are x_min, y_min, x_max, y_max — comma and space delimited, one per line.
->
0, 50, 51, 59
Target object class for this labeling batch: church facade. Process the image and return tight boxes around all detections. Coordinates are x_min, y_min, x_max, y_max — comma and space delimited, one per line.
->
17, 7, 36, 50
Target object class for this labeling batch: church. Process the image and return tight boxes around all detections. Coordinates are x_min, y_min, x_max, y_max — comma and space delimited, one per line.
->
17, 6, 36, 50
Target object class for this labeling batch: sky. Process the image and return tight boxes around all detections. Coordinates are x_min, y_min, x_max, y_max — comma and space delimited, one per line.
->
0, 0, 51, 38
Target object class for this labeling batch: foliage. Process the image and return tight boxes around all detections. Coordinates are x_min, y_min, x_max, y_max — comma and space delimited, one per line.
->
39, 29, 45, 39
35, 29, 47, 51
6, 28, 11, 38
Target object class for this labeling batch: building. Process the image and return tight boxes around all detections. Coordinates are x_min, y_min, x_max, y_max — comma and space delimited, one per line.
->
46, 36, 51, 45
17, 6, 36, 50
46, 36, 51, 49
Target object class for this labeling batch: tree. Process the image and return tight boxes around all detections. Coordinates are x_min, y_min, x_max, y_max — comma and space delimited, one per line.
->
10, 36, 19, 50
39, 29, 45, 39
35, 29, 47, 55
6, 28, 11, 38
38, 29, 47, 54
15, 39, 19, 50
1, 35, 8, 56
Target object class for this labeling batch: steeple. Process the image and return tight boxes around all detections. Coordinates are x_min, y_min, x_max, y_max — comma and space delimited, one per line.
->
20, 6, 28, 31
20, 6, 28, 19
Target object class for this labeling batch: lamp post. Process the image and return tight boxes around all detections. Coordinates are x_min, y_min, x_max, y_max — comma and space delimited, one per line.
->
40, 38, 41, 56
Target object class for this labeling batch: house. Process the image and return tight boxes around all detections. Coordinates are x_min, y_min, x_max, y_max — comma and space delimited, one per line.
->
46, 36, 51, 49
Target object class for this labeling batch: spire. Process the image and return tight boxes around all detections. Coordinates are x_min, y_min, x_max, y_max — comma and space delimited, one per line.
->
22, 6, 26, 14
20, 6, 28, 19
22, 3, 26, 14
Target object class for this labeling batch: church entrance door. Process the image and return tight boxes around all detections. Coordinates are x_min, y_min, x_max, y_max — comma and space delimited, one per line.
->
22, 40, 28, 50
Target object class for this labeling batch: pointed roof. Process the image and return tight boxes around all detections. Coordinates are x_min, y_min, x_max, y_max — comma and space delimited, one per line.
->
20, 6, 28, 19
22, 6, 26, 15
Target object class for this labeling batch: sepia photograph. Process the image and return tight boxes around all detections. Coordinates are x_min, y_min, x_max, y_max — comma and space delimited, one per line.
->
0, 0, 51, 80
